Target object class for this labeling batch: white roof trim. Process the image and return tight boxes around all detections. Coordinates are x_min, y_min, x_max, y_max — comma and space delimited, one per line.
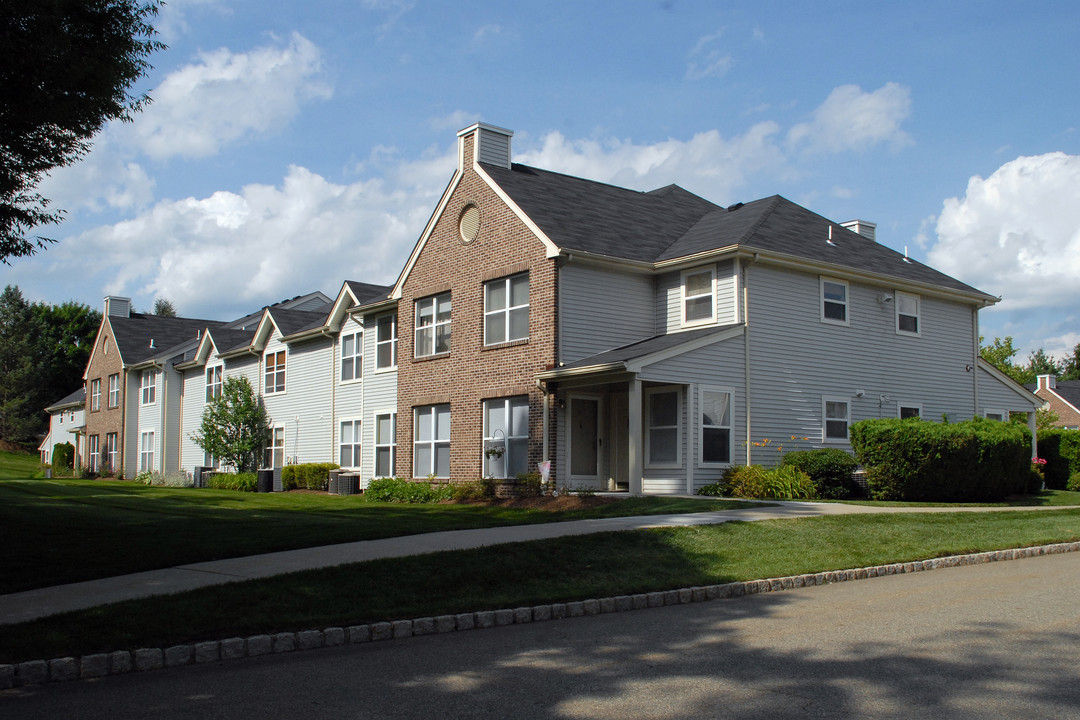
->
390, 170, 463, 299
626, 326, 744, 373
977, 358, 1043, 409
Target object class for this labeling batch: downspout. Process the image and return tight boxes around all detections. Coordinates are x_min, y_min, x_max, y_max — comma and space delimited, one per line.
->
743, 254, 757, 466
535, 379, 550, 465
160, 366, 167, 473
120, 369, 128, 478
972, 307, 980, 418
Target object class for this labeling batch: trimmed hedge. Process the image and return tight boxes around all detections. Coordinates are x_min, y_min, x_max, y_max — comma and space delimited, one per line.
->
781, 448, 859, 499
206, 472, 257, 492
365, 477, 456, 503
849, 417, 1034, 502
281, 463, 339, 491
1036, 428, 1080, 490
52, 442, 75, 470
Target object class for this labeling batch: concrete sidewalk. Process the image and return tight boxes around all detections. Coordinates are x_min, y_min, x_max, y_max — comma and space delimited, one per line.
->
0, 500, 1070, 626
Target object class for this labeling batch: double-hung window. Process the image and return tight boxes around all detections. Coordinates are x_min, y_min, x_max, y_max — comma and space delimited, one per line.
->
375, 412, 397, 477
88, 435, 100, 472
646, 387, 681, 467
140, 370, 157, 405
821, 278, 849, 325
265, 427, 285, 468
700, 387, 732, 465
105, 433, 118, 470
823, 398, 851, 442
108, 374, 120, 408
414, 404, 450, 478
376, 314, 397, 370
265, 350, 285, 394
90, 379, 101, 411
483, 397, 529, 478
896, 292, 920, 335
415, 293, 451, 357
682, 267, 716, 326
339, 419, 362, 468
140, 431, 155, 471
205, 366, 222, 401
341, 330, 363, 381
484, 274, 529, 345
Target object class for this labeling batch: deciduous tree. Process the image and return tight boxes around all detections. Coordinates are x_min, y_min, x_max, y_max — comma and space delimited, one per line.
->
192, 376, 270, 473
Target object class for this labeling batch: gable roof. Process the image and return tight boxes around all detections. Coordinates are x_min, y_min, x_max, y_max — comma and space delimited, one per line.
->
108, 313, 224, 367
1026, 378, 1080, 413
45, 387, 86, 413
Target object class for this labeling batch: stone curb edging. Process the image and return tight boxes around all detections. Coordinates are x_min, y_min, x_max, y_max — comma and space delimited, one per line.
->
4, 541, 1078, 689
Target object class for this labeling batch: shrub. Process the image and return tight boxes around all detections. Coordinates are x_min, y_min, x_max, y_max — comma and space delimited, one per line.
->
52, 442, 75, 470
850, 417, 1031, 502
282, 462, 339, 491
713, 464, 817, 500
1037, 429, 1080, 490
1068, 472, 1080, 492
206, 472, 257, 492
133, 470, 193, 487
365, 477, 456, 503
781, 449, 859, 499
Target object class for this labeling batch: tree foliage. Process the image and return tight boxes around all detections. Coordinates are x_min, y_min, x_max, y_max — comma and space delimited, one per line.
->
192, 376, 270, 473
0, 0, 164, 262
979, 335, 1077, 386
152, 297, 176, 317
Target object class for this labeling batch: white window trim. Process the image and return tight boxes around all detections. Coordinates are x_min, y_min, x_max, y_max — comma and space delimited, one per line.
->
205, 365, 223, 402
822, 396, 851, 444
140, 370, 157, 406
91, 379, 101, 411
645, 386, 682, 469
698, 385, 734, 467
681, 266, 717, 328
374, 410, 397, 478
413, 404, 451, 479
374, 313, 398, 372
88, 435, 100, 472
414, 292, 451, 358
266, 426, 285, 468
984, 409, 1006, 421
108, 374, 120, 408
895, 291, 921, 336
140, 431, 155, 471
105, 433, 118, 470
339, 329, 364, 384
897, 402, 922, 419
820, 277, 850, 326
338, 418, 362, 469
482, 396, 530, 479
264, 350, 286, 395
484, 274, 530, 346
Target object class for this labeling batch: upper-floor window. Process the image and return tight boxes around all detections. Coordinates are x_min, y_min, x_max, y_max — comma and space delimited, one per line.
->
823, 397, 850, 442
415, 293, 451, 357
140, 370, 157, 405
108, 374, 120, 408
414, 404, 450, 478
646, 386, 681, 468
341, 330, 363, 382
896, 292, 920, 335
485, 274, 529, 345
821, 278, 849, 325
376, 314, 397, 370
265, 350, 285, 394
90, 378, 101, 411
205, 366, 222, 401
700, 386, 733, 466
681, 267, 716, 327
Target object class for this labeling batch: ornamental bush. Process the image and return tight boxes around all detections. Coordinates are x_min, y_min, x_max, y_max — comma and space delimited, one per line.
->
52, 442, 74, 470
205, 472, 257, 492
1036, 428, 1080, 490
365, 477, 456, 503
849, 417, 1031, 502
781, 448, 859, 499
699, 464, 816, 500
281, 462, 339, 491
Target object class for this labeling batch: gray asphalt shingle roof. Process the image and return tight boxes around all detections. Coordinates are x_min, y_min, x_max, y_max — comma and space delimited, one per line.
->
1027, 379, 1080, 412
345, 281, 393, 306
45, 387, 86, 412
109, 314, 224, 366
559, 324, 741, 371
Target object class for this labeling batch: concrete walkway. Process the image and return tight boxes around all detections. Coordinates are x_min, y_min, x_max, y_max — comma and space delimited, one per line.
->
1, 499, 1072, 626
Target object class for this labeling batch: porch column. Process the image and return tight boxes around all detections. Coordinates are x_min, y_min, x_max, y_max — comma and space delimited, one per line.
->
628, 378, 643, 496
1028, 411, 1038, 459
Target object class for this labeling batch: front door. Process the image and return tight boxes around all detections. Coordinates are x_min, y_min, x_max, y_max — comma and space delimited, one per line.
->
609, 391, 629, 490
568, 394, 602, 483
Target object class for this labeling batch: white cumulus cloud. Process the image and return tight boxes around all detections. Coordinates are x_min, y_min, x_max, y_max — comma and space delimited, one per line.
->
926, 152, 1080, 311
788, 82, 912, 153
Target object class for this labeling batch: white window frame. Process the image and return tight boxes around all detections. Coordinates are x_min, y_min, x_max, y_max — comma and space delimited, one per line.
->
265, 427, 285, 468
413, 404, 450, 478
140, 431, 155, 471
645, 386, 682, 468
340, 329, 363, 383
415, 292, 452, 358
484, 274, 530, 346
339, 418, 362, 468
375, 314, 397, 371
699, 385, 733, 467
984, 409, 1005, 422
205, 365, 223, 402
681, 266, 716, 327
105, 433, 118, 470
896, 291, 920, 336
374, 411, 397, 478
821, 277, 849, 326
88, 435, 100, 472
140, 370, 157, 405
483, 396, 530, 479
897, 403, 922, 419
108, 373, 120, 408
90, 379, 101, 411
822, 397, 851, 443
264, 350, 286, 395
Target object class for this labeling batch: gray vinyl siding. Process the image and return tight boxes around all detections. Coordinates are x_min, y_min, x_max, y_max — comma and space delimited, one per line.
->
134, 370, 163, 473
261, 333, 335, 465
977, 366, 1041, 415
477, 129, 511, 167
179, 367, 206, 475
360, 313, 398, 487
745, 263, 980, 462
162, 367, 184, 473
559, 263, 654, 363
334, 319, 365, 470
656, 260, 738, 334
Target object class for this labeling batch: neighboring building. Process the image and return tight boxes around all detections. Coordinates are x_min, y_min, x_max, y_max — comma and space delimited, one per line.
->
1028, 375, 1080, 430
67, 122, 1042, 493
39, 388, 86, 468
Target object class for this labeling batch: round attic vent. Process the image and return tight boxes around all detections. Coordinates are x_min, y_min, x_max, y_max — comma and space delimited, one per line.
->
459, 204, 480, 244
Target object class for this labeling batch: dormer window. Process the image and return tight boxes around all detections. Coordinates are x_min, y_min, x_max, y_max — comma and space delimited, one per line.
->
681, 267, 716, 327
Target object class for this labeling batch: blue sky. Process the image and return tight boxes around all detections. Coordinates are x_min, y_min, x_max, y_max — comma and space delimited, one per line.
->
6, 0, 1080, 361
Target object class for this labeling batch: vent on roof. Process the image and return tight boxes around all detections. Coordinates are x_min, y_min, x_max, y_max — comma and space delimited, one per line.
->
103, 296, 131, 318
841, 219, 876, 242
459, 123, 513, 170
727, 202, 744, 212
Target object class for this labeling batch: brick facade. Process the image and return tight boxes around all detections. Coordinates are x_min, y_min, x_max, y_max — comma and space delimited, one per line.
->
83, 319, 127, 476
395, 130, 558, 482
1035, 377, 1080, 429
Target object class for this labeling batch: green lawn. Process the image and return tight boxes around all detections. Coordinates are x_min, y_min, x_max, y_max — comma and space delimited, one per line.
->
3, 508, 1079, 664
0, 477, 746, 593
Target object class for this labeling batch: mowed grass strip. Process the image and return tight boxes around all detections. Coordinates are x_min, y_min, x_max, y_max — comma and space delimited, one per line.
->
3, 509, 1079, 664
0, 478, 746, 593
